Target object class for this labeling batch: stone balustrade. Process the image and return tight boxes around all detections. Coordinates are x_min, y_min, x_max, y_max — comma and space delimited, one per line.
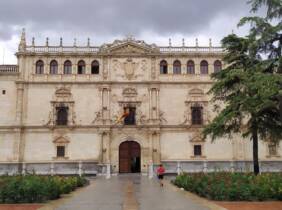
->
24, 45, 224, 54
0, 65, 19, 73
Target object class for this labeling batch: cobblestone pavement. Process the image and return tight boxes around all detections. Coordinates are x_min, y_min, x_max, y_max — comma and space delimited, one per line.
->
55, 174, 209, 210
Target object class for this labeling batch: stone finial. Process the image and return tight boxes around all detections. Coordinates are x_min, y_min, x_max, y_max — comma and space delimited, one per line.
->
74, 38, 77, 47
19, 28, 26, 51
209, 38, 212, 47
60, 37, 63, 46
196, 38, 198, 47
87, 38, 90, 47
169, 38, 171, 47
46, 37, 49, 46
126, 34, 134, 41
32, 37, 35, 46
182, 38, 185, 47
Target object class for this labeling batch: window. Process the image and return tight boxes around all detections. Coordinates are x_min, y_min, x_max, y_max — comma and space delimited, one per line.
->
2, 90, 6, 95
35, 60, 44, 74
200, 60, 209, 74
187, 60, 195, 74
64, 60, 72, 74
56, 146, 65, 157
56, 106, 68, 125
160, 60, 168, 74
50, 60, 58, 74
194, 145, 202, 156
191, 106, 203, 125
77, 60, 86, 74
214, 60, 222, 73
268, 143, 278, 156
91, 60, 99, 74
173, 60, 181, 74
124, 107, 136, 125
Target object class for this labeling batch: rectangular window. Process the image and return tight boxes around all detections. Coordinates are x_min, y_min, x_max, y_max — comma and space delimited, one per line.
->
56, 106, 68, 125
194, 145, 202, 156
2, 90, 6, 95
191, 106, 203, 125
57, 146, 65, 157
269, 143, 277, 156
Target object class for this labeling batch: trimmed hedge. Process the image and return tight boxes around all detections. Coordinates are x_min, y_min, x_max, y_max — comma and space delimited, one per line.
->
173, 172, 282, 201
0, 175, 88, 203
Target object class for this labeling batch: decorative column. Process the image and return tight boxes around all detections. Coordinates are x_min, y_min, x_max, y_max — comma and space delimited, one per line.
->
148, 87, 160, 123
152, 131, 161, 164
100, 86, 111, 124
151, 57, 156, 80
101, 131, 111, 164
156, 88, 160, 119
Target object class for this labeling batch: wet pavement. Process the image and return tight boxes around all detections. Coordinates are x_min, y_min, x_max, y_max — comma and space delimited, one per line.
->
55, 174, 209, 210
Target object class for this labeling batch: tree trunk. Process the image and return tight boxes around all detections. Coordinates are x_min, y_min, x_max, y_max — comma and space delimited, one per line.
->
252, 129, 260, 175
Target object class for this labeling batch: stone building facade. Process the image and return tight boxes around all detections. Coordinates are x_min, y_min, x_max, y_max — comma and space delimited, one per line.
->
0, 30, 281, 176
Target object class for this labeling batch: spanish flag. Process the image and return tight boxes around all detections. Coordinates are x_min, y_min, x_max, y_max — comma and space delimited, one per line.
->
116, 108, 130, 123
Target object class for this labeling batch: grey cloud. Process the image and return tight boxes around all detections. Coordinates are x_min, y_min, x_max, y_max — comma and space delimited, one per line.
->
0, 0, 249, 42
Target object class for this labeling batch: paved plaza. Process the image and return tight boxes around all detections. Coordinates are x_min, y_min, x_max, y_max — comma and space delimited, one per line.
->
54, 175, 211, 210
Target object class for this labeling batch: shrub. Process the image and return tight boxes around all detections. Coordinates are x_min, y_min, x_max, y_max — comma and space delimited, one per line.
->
172, 172, 282, 201
0, 175, 88, 203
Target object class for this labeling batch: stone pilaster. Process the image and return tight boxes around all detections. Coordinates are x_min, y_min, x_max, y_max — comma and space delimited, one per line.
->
152, 130, 161, 164
100, 130, 111, 164
99, 86, 111, 125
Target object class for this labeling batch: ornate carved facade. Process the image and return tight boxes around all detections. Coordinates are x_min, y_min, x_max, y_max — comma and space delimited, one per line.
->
0, 30, 281, 175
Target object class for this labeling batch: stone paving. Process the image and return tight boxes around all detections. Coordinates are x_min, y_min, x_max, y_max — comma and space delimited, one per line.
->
55, 174, 210, 210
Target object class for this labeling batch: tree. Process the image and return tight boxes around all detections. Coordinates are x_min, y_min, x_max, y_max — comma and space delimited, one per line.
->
203, 0, 282, 175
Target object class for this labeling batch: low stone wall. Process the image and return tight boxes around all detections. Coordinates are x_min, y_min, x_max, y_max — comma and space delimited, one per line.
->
0, 161, 100, 176
159, 161, 282, 174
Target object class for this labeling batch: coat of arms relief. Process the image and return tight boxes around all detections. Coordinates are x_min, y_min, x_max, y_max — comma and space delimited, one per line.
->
113, 58, 147, 80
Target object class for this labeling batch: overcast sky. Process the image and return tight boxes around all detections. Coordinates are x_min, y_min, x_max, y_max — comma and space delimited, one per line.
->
0, 0, 254, 64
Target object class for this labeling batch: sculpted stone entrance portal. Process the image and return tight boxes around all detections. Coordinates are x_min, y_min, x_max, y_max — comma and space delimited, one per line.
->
119, 141, 141, 173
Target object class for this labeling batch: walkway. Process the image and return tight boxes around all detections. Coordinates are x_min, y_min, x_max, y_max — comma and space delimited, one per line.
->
54, 174, 210, 210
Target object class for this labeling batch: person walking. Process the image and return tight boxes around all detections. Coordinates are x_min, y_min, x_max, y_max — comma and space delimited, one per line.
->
157, 164, 165, 187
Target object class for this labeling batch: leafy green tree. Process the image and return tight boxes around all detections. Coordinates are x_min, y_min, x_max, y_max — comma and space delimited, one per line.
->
203, 0, 282, 175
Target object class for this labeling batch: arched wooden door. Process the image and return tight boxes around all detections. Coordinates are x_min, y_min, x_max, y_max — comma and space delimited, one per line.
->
119, 141, 141, 173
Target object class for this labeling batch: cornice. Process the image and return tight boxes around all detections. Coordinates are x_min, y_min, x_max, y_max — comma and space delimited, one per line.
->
0, 124, 203, 131
15, 80, 214, 85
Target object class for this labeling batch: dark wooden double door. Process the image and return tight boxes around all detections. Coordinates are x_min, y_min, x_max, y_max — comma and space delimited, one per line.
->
119, 141, 141, 173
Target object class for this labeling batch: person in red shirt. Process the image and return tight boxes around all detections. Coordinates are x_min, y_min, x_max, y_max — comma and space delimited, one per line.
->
157, 164, 165, 187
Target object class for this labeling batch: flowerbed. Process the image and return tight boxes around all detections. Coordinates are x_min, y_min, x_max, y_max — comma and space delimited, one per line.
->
0, 175, 88, 203
173, 172, 282, 201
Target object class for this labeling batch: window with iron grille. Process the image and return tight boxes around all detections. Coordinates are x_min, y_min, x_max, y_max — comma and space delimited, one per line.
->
194, 145, 202, 156
56, 106, 68, 125
57, 146, 65, 157
191, 106, 203, 125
